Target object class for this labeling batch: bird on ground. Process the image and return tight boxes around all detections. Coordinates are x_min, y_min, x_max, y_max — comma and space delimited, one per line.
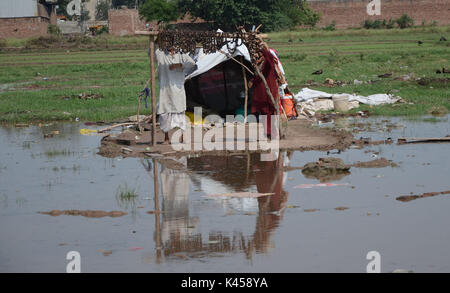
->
312, 70, 323, 75
299, 39, 304, 42
440, 36, 447, 42
288, 38, 293, 43
417, 40, 423, 45
378, 73, 393, 78
436, 69, 442, 74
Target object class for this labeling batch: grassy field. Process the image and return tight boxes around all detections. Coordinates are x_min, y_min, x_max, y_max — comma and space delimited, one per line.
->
0, 26, 449, 123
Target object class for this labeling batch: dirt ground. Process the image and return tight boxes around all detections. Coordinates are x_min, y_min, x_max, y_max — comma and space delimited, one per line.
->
98, 119, 354, 158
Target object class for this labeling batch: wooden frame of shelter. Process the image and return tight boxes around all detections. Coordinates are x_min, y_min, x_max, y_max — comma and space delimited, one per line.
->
135, 29, 281, 146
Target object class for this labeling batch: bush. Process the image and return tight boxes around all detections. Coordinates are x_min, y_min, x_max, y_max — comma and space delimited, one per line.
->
323, 21, 336, 31
363, 19, 383, 29
327, 48, 349, 66
385, 19, 396, 29
396, 14, 414, 29
48, 24, 61, 36
97, 26, 109, 35
362, 15, 414, 29
26, 36, 61, 48
363, 19, 373, 29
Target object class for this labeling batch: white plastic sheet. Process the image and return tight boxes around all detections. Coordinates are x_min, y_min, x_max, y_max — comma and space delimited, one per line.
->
186, 40, 251, 80
294, 87, 400, 106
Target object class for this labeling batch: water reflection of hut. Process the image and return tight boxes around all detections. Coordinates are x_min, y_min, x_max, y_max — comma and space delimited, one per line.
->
249, 152, 289, 256
144, 152, 290, 262
187, 154, 256, 192
159, 157, 200, 245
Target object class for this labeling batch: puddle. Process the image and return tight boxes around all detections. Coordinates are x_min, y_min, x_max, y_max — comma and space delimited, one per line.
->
0, 116, 449, 272
0, 81, 33, 93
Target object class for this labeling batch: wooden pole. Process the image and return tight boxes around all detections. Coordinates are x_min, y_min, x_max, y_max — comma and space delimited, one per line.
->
241, 56, 249, 123
149, 36, 157, 146
153, 158, 162, 264
137, 95, 142, 133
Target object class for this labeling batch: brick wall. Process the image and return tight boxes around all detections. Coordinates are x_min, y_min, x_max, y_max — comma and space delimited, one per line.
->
309, 0, 450, 28
108, 9, 147, 36
0, 17, 50, 39
108, 8, 209, 36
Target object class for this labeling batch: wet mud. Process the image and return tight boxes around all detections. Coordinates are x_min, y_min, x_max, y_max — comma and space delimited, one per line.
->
301, 157, 397, 182
351, 158, 398, 168
396, 191, 450, 203
38, 210, 128, 218
301, 157, 351, 182
98, 119, 354, 159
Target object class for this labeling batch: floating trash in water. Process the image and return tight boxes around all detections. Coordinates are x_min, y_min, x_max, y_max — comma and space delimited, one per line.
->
98, 250, 112, 256
304, 209, 320, 213
80, 129, 98, 135
335, 207, 349, 211
129, 247, 144, 251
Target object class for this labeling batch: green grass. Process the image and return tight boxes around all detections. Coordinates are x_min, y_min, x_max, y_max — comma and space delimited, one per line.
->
116, 183, 139, 200
271, 26, 450, 117
0, 27, 449, 122
44, 149, 77, 158
115, 183, 140, 215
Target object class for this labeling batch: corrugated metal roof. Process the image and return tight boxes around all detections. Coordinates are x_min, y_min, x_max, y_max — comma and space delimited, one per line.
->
0, 0, 38, 18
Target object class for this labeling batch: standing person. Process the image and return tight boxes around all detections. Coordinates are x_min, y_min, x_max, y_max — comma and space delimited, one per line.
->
248, 46, 281, 140
155, 47, 196, 145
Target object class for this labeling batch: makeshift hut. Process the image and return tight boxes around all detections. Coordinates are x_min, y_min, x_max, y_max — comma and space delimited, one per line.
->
184, 39, 254, 117
135, 28, 283, 145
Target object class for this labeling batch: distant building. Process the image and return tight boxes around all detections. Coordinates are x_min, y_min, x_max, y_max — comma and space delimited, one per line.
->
308, 0, 450, 29
0, 0, 57, 38
108, 8, 207, 37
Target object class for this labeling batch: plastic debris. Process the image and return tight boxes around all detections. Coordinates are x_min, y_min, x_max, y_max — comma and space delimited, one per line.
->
80, 129, 98, 135
129, 247, 144, 251
295, 87, 401, 106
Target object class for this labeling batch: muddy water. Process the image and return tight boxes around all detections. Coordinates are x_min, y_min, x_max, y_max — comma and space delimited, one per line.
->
0, 116, 449, 273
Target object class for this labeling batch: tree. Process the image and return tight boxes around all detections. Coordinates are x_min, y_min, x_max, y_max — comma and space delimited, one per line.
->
96, 0, 110, 20
284, 0, 321, 27
176, 0, 320, 32
139, 0, 179, 23
56, 0, 73, 18
79, 1, 91, 22
111, 0, 145, 8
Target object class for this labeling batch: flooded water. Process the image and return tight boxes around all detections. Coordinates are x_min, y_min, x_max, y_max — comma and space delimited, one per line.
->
0, 116, 449, 273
